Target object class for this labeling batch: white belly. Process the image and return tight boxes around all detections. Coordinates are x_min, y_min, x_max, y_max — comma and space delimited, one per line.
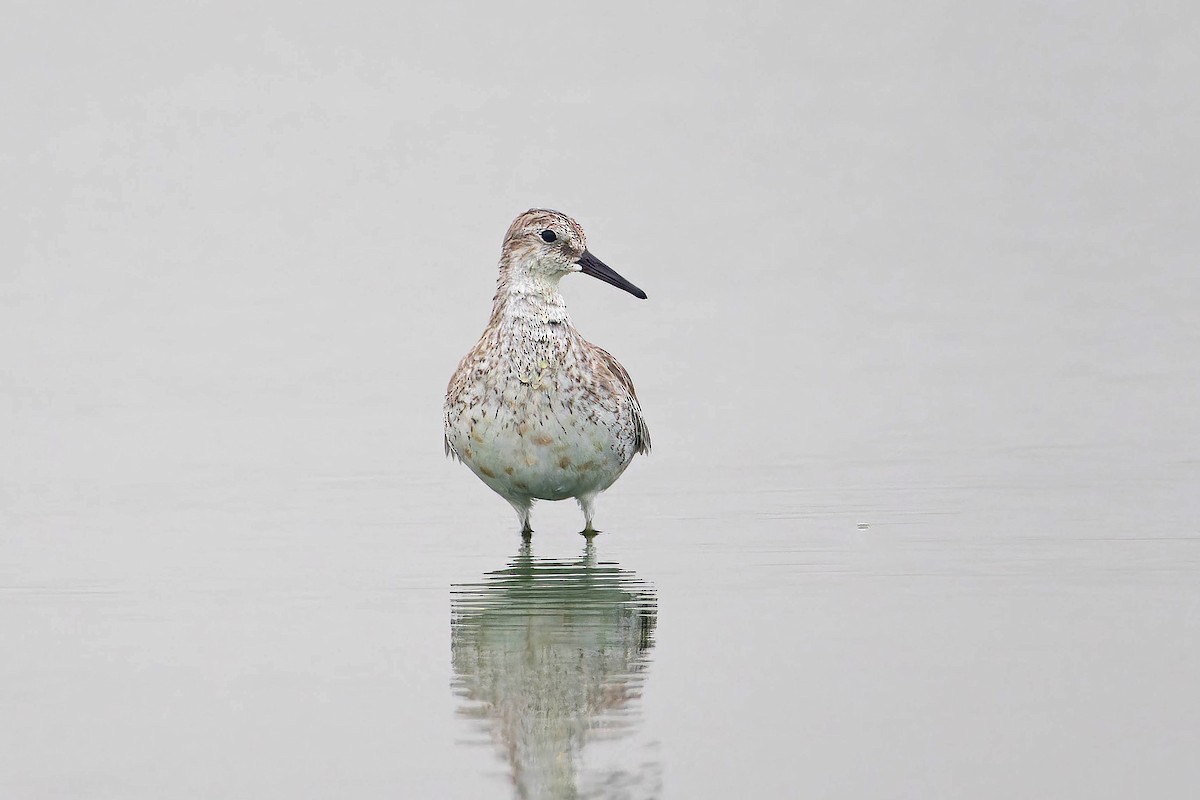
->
446, 388, 634, 502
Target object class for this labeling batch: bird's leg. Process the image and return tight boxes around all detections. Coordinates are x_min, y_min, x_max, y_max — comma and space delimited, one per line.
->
577, 495, 599, 537
506, 496, 534, 538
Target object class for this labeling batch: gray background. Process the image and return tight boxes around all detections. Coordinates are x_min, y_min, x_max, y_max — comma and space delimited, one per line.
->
3, 2, 1198, 798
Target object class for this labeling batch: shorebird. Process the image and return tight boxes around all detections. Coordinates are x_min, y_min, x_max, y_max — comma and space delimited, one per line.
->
444, 209, 650, 536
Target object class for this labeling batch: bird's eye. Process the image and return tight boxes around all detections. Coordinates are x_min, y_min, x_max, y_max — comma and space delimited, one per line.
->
540, 230, 557, 243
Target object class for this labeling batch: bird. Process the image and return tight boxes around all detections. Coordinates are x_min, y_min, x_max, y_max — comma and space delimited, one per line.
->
444, 209, 650, 536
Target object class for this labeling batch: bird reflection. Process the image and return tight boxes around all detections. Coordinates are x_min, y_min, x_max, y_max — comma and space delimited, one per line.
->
451, 540, 659, 799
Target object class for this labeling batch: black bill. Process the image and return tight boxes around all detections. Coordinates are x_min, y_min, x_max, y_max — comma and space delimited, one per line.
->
576, 249, 648, 299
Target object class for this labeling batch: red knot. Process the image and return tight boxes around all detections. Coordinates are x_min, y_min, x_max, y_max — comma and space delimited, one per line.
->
444, 209, 651, 536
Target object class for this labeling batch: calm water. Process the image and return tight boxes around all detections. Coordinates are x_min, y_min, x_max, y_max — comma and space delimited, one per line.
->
4, 443, 1198, 798
4, 3, 1199, 798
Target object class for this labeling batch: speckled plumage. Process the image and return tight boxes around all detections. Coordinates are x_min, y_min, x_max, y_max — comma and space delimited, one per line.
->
444, 209, 650, 535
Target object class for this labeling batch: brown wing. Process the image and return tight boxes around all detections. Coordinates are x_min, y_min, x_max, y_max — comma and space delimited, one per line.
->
592, 346, 651, 456
444, 333, 493, 462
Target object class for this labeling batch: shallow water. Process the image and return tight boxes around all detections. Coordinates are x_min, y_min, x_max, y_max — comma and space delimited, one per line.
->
4, 433, 1198, 798
4, 2, 1199, 798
